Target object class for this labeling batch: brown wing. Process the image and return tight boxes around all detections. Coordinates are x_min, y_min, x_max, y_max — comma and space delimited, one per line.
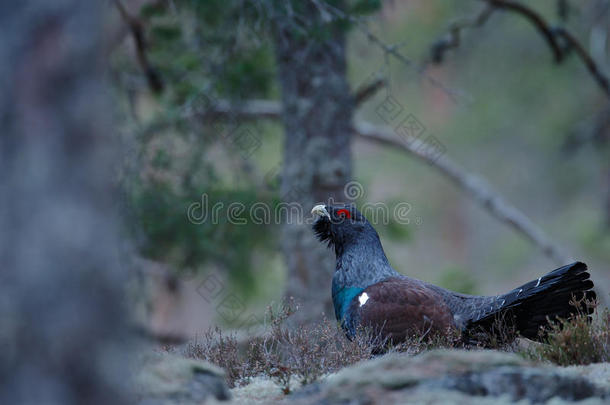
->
349, 277, 456, 343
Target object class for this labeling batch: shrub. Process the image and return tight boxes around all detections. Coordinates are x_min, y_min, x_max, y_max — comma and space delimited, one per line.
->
184, 327, 242, 384
184, 298, 610, 392
525, 300, 609, 366
183, 298, 459, 392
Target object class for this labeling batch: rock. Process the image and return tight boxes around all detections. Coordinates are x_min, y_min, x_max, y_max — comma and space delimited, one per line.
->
326, 349, 528, 391
230, 376, 302, 404
428, 366, 602, 402
135, 352, 230, 404
139, 349, 609, 404
559, 363, 610, 388
287, 350, 610, 404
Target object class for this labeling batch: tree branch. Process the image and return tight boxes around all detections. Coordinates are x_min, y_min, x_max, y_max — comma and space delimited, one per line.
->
432, 0, 610, 100
554, 27, 610, 98
484, 0, 564, 62
353, 76, 387, 105
486, 0, 609, 99
430, 6, 496, 64
354, 120, 571, 265
113, 0, 164, 93
181, 99, 572, 265
310, 0, 468, 103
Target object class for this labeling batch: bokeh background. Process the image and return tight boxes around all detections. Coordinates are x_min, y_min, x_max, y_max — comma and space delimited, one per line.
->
109, 0, 610, 340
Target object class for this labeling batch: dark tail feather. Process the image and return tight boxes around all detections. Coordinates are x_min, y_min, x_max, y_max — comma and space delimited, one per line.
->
471, 262, 596, 341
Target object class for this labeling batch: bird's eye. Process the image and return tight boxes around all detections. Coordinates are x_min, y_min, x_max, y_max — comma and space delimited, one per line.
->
336, 209, 351, 219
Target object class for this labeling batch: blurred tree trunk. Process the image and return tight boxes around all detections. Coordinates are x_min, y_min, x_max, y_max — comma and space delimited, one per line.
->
271, 2, 353, 322
0, 2, 130, 404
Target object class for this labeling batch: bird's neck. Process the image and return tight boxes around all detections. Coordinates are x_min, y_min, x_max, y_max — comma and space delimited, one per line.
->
333, 235, 400, 290
331, 236, 399, 323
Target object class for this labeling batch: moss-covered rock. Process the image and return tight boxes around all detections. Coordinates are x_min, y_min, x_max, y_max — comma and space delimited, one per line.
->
135, 352, 230, 404
139, 349, 610, 404
326, 349, 529, 391
289, 350, 610, 404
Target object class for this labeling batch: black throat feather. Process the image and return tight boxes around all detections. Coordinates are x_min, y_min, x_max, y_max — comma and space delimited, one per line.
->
313, 217, 333, 248
312, 217, 349, 257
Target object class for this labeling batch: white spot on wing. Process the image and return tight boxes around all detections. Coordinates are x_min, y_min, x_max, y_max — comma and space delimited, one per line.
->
517, 288, 523, 296
358, 292, 369, 307
535, 277, 541, 287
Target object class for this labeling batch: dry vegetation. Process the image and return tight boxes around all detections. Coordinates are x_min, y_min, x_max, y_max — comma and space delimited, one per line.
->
185, 299, 388, 391
525, 302, 610, 366
183, 299, 610, 393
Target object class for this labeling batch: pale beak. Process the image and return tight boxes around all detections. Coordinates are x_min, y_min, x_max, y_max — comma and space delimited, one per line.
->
311, 204, 330, 219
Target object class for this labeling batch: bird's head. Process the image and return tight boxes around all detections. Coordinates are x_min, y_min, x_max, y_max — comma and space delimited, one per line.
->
311, 203, 380, 255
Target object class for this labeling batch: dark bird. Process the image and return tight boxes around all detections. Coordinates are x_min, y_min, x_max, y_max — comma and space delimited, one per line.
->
311, 203, 596, 343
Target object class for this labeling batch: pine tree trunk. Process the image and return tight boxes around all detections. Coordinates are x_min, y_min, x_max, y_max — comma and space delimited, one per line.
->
0, 2, 130, 403
271, 2, 353, 322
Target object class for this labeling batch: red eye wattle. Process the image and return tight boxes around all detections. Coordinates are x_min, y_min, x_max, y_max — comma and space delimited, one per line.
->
336, 209, 351, 219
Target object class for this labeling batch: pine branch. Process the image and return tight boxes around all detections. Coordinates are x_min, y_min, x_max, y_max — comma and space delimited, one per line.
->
113, 0, 164, 93
433, 0, 610, 100
354, 120, 571, 265
181, 99, 572, 265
